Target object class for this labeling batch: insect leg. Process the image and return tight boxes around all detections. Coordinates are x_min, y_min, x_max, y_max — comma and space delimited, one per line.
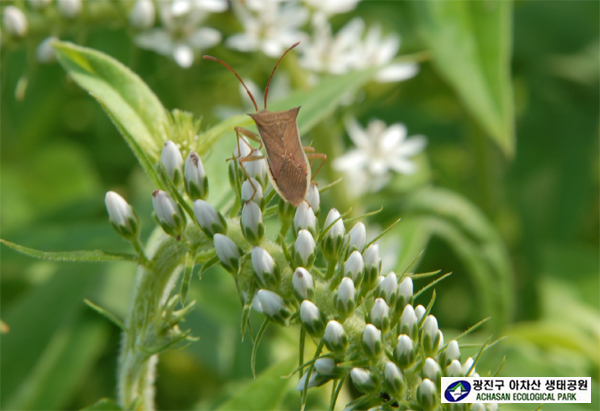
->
239, 153, 266, 202
235, 127, 263, 150
305, 152, 328, 180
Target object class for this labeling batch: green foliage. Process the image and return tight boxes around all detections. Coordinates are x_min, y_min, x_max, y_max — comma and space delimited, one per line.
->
1, 1, 598, 410
53, 42, 169, 189
415, 0, 515, 156
216, 357, 296, 411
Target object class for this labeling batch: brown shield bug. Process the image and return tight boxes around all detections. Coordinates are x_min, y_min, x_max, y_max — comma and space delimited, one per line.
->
203, 42, 326, 207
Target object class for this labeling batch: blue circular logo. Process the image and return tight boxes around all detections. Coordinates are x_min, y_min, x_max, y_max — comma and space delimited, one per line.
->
444, 380, 471, 402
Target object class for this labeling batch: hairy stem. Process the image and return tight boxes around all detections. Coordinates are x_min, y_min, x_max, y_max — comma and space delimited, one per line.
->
117, 226, 208, 410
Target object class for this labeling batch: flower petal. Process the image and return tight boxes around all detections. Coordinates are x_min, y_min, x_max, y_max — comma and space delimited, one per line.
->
395, 135, 427, 157
375, 63, 419, 83
187, 27, 222, 50
380, 124, 406, 151
173, 44, 194, 68
195, 0, 228, 12
134, 29, 174, 55
388, 158, 417, 175
332, 150, 369, 171
344, 116, 370, 149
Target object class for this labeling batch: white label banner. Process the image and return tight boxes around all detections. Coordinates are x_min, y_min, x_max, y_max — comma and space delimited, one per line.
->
441, 377, 591, 404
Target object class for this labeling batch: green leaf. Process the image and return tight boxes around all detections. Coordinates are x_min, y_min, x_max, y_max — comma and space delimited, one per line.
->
52, 41, 168, 187
1, 239, 138, 263
83, 398, 123, 411
217, 357, 296, 411
2, 265, 105, 409
402, 187, 514, 331
415, 0, 515, 156
7, 319, 109, 410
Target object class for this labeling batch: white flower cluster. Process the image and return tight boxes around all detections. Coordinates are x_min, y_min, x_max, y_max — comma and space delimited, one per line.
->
134, 0, 227, 68
225, 0, 418, 82
101, 133, 494, 410
333, 117, 427, 197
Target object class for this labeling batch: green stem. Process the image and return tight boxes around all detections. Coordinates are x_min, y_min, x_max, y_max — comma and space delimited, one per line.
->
132, 238, 150, 267
117, 232, 188, 410
325, 262, 336, 281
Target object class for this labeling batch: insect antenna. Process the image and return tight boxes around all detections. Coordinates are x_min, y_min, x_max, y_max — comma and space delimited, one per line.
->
264, 41, 300, 110
203, 55, 259, 112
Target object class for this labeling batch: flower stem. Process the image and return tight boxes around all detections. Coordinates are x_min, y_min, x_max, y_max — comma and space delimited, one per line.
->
117, 231, 189, 410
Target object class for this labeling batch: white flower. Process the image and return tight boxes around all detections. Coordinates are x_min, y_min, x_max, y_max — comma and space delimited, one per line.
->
302, 0, 361, 17
299, 17, 363, 75
299, 16, 418, 83
226, 0, 309, 58
333, 117, 427, 196
134, 0, 225, 68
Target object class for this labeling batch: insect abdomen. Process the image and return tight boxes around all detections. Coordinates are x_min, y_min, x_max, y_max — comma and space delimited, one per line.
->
275, 157, 309, 206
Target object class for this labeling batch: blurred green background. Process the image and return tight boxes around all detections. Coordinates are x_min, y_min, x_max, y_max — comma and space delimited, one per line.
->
1, 1, 598, 410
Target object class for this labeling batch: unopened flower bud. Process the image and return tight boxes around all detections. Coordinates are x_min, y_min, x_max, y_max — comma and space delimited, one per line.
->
370, 298, 390, 332
292, 230, 316, 268
152, 190, 186, 236
415, 304, 426, 322
394, 335, 415, 369
244, 148, 268, 188
333, 277, 355, 317
251, 247, 280, 289
36, 36, 58, 64
161, 140, 183, 184
193, 200, 227, 237
296, 370, 328, 391
462, 357, 475, 376
362, 324, 382, 358
422, 315, 441, 357
129, 0, 155, 29
241, 178, 263, 205
347, 222, 367, 254
343, 250, 364, 285
3, 6, 28, 37
423, 358, 442, 385
362, 243, 381, 290
185, 151, 208, 200
292, 267, 314, 301
251, 294, 263, 313
57, 0, 82, 18
214, 233, 241, 273
443, 340, 461, 367
257, 289, 290, 325
376, 271, 398, 306
105, 191, 138, 239
241, 201, 264, 244
293, 201, 317, 237
397, 277, 413, 311
305, 183, 320, 215
400, 304, 418, 339
417, 378, 438, 410
350, 368, 379, 394
446, 359, 462, 377
324, 320, 348, 354
384, 361, 405, 398
314, 358, 343, 379
300, 300, 324, 337
322, 208, 345, 262
28, 0, 52, 10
